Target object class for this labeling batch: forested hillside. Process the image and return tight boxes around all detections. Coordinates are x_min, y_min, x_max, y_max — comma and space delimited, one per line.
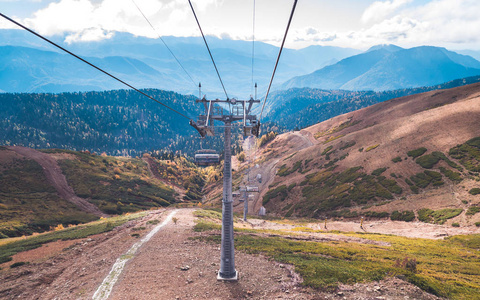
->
0, 89, 240, 156
2, 76, 479, 157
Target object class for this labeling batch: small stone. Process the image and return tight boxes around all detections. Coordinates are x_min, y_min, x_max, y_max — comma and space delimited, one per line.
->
337, 291, 344, 296
180, 265, 190, 271
279, 264, 285, 268
247, 291, 253, 295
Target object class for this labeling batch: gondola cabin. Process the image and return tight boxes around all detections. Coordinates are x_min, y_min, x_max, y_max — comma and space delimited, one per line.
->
194, 149, 220, 166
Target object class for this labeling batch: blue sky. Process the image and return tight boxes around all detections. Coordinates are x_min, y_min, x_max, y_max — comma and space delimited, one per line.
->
1, 0, 479, 50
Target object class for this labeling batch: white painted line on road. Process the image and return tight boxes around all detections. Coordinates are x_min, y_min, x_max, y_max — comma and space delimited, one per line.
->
92, 209, 178, 300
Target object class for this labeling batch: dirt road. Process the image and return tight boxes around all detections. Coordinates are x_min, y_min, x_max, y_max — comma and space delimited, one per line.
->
0, 208, 442, 300
7, 146, 106, 217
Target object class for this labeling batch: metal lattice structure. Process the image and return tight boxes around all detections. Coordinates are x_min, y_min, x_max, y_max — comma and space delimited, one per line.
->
191, 96, 259, 280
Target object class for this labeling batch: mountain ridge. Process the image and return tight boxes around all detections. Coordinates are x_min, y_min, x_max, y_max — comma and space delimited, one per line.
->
282, 45, 480, 91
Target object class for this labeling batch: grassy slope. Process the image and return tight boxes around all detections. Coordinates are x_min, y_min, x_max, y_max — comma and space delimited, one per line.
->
255, 83, 480, 224
50, 150, 177, 214
0, 148, 204, 238
0, 150, 97, 238
194, 210, 480, 300
264, 137, 480, 221
0, 211, 146, 264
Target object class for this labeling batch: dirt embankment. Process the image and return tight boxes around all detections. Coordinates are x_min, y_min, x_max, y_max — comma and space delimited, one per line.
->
7, 146, 106, 217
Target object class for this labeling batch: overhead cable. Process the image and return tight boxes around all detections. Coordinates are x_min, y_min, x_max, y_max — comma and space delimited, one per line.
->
251, 0, 256, 98
130, 0, 197, 88
259, 0, 298, 120
188, 0, 229, 100
0, 12, 191, 121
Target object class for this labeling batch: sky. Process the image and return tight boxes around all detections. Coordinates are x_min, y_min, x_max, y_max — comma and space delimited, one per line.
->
1, 0, 480, 51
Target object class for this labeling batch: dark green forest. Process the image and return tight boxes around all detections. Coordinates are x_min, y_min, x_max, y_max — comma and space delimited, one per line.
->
0, 89, 238, 156
1, 75, 479, 156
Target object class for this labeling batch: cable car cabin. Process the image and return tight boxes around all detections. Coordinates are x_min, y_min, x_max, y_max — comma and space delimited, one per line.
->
194, 150, 220, 166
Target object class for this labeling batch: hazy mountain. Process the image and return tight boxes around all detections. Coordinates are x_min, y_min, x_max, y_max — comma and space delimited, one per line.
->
0, 29, 360, 97
281, 45, 480, 91
0, 46, 178, 93
458, 49, 480, 61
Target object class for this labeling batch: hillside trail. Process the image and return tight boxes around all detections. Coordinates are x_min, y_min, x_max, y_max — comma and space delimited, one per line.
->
250, 130, 316, 214
0, 208, 442, 300
6, 146, 106, 217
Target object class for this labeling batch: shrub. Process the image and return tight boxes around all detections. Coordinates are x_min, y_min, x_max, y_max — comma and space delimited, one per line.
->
407, 147, 427, 159
452, 223, 460, 227
10, 262, 28, 268
392, 156, 402, 163
416, 154, 441, 169
364, 211, 390, 218
237, 152, 245, 162
410, 171, 443, 189
258, 132, 277, 147
391, 210, 415, 222
475, 222, 480, 227
449, 137, 480, 172
263, 185, 288, 205
418, 208, 434, 223
410, 186, 419, 194
395, 257, 417, 273
321, 146, 334, 156
466, 206, 480, 216
439, 167, 462, 182
372, 168, 387, 176
277, 161, 302, 177
365, 144, 380, 152
469, 188, 480, 195
339, 141, 356, 150
418, 208, 463, 224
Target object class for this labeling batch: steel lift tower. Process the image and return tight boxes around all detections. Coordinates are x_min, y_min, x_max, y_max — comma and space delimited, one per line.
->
191, 96, 260, 280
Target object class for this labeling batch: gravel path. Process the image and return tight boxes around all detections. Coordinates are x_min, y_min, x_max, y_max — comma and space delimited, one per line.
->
0, 209, 443, 299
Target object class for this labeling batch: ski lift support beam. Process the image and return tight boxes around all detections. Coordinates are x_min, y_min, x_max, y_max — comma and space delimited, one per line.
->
191, 96, 260, 282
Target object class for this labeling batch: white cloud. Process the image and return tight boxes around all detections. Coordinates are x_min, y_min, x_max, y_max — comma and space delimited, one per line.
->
19, 0, 203, 42
64, 27, 114, 43
361, 0, 412, 24
291, 0, 480, 50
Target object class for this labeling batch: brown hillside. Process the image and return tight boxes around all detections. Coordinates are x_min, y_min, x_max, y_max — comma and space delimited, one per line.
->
235, 82, 480, 226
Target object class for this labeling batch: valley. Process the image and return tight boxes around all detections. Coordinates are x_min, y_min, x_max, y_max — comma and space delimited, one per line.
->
1, 81, 480, 299
2, 1, 480, 298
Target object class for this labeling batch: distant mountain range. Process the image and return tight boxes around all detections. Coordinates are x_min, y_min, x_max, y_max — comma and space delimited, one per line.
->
0, 29, 360, 97
281, 45, 480, 91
